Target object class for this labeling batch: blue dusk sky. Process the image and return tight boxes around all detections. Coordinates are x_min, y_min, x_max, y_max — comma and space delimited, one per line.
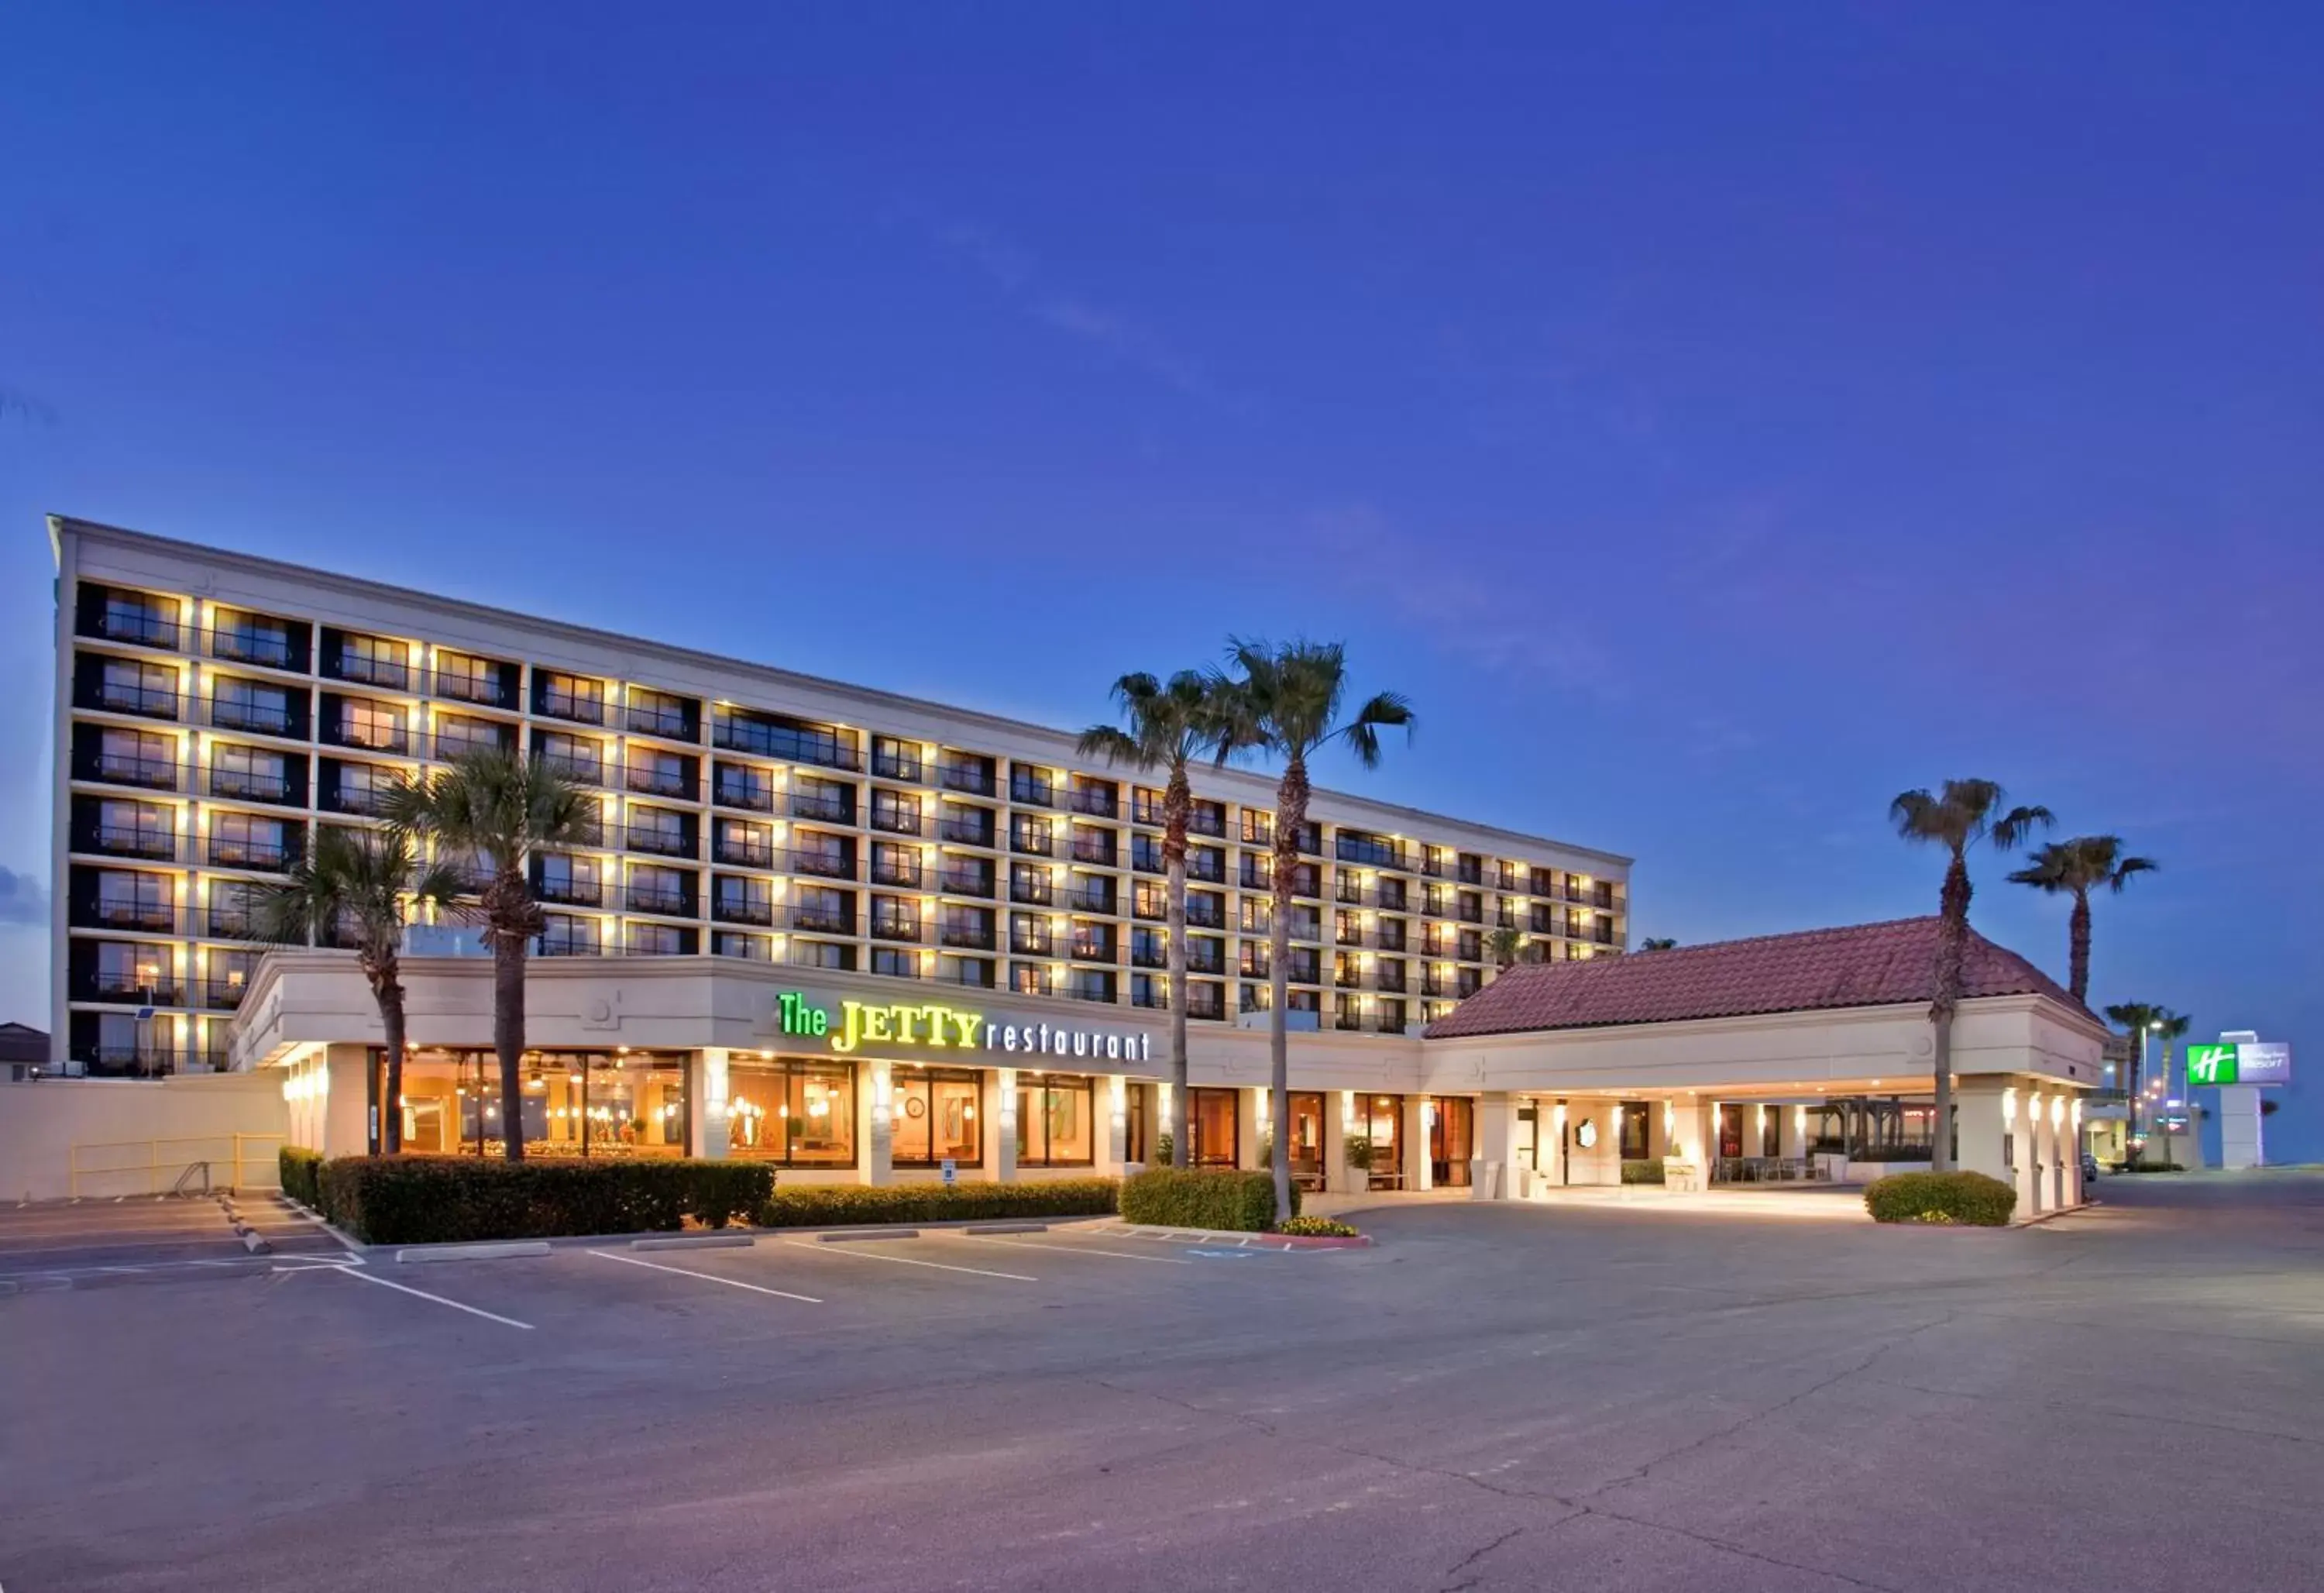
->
2, 5, 2317, 1155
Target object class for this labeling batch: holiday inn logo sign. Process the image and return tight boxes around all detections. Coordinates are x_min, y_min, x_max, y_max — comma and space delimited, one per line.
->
777, 991, 1153, 1064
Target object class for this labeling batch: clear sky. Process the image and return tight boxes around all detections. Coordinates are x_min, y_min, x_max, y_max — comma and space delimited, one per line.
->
2, 5, 2317, 1157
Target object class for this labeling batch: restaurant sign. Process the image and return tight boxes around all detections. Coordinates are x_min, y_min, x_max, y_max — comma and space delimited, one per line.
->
777, 991, 1153, 1064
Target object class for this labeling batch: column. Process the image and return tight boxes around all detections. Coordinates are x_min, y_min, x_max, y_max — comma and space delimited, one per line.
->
1336, 1089, 1368, 1194
2064, 1096, 2085, 1206
1104, 1074, 1129, 1172
2023, 1089, 2047, 1216
1239, 1086, 1263, 1171
323, 1043, 370, 1159
993, 1067, 1018, 1182
1547, 1099, 1569, 1188
691, 1049, 730, 1160
1157, 1081, 1176, 1168
1951, 1079, 2017, 1217
1473, 1092, 1517, 1200
865, 1059, 893, 1187
1779, 1102, 1808, 1162
1409, 1096, 1434, 1191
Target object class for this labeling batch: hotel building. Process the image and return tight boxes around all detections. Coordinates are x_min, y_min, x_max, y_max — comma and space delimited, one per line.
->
42, 516, 2102, 1218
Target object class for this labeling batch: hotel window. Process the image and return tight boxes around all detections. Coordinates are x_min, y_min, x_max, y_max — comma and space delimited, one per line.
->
624, 920, 691, 956
1011, 963, 1054, 998
536, 671, 605, 724
101, 657, 177, 717
433, 649, 497, 704
211, 609, 291, 667
1130, 786, 1164, 826
1240, 810, 1273, 846
627, 805, 688, 855
97, 726, 174, 788
791, 886, 851, 934
872, 790, 924, 835
1132, 880, 1167, 920
1016, 1073, 1095, 1167
714, 762, 774, 811
870, 896, 921, 941
1010, 814, 1054, 855
1239, 897, 1271, 934
626, 686, 693, 739
868, 946, 919, 979
205, 948, 260, 1006
1069, 969, 1116, 1005
627, 865, 689, 916
339, 634, 410, 690
205, 880, 255, 937
536, 731, 604, 785
1131, 972, 1167, 1009
99, 590, 179, 647
1130, 926, 1165, 968
1187, 1086, 1239, 1167
94, 940, 170, 998
1188, 845, 1225, 883
892, 1068, 983, 1168
871, 842, 923, 889
726, 1058, 856, 1167
1009, 862, 1054, 905
210, 811, 287, 869
98, 870, 172, 927
792, 831, 852, 879
792, 776, 851, 824
532, 911, 595, 948
789, 938, 854, 972
715, 874, 773, 924
97, 798, 172, 856
1289, 906, 1322, 942
713, 931, 769, 961
871, 735, 923, 783
338, 698, 407, 752
538, 853, 600, 906
1130, 834, 1165, 874
942, 955, 995, 989
717, 819, 774, 868
626, 748, 690, 799
330, 759, 393, 815
1009, 766, 1057, 807
212, 676, 294, 734
432, 713, 507, 758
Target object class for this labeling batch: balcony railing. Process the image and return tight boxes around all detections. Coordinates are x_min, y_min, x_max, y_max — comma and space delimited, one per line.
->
786, 848, 858, 882
625, 826, 696, 859
203, 626, 296, 669
937, 763, 994, 796
1065, 886, 1113, 914
625, 763, 700, 800
1064, 979, 1116, 1005
873, 751, 925, 783
938, 817, 995, 847
625, 704, 695, 741
92, 610, 180, 649
939, 923, 996, 951
206, 697, 297, 736
937, 868, 995, 899
91, 682, 180, 720
331, 653, 412, 692
91, 900, 182, 934
1185, 900, 1225, 929
85, 974, 185, 1005
713, 779, 774, 812
869, 807, 930, 838
1009, 875, 1054, 907
1010, 929, 1061, 958
711, 895, 775, 927
869, 858, 925, 889
537, 876, 603, 907
1010, 829, 1057, 858
789, 792, 851, 824
1009, 776, 1057, 808
88, 826, 176, 861
69, 1044, 186, 1079
535, 752, 608, 789
208, 835, 295, 871
785, 905, 858, 936
625, 884, 693, 917
537, 690, 606, 726
1071, 838, 1118, 867
1067, 787, 1118, 818
869, 914, 925, 944
210, 769, 293, 803
714, 836, 775, 869
431, 669, 509, 707
199, 979, 251, 1010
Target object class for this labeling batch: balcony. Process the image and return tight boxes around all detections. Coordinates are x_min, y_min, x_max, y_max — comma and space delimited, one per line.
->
937, 867, 995, 900
625, 826, 695, 859
1064, 978, 1116, 1006
322, 781, 394, 818
869, 913, 925, 944
937, 762, 995, 796
333, 653, 411, 693
199, 979, 250, 1011
786, 904, 858, 936
625, 703, 696, 741
1187, 946, 1226, 975
432, 669, 511, 708
1457, 903, 1483, 924
1064, 885, 1113, 914
712, 895, 775, 927
873, 750, 924, 783
537, 689, 606, 727
1188, 987, 1226, 1020
1070, 934, 1115, 963
211, 768, 293, 803
1009, 874, 1054, 907
69, 1044, 187, 1079
206, 697, 296, 737
535, 929, 605, 958
713, 777, 774, 813
1132, 893, 1164, 922
85, 680, 180, 721
789, 791, 851, 824
1009, 776, 1057, 808
536, 752, 608, 790
1067, 786, 1119, 819
1070, 838, 1118, 868
1131, 848, 1164, 877
869, 857, 925, 889
625, 763, 700, 801
1336, 836, 1415, 872
1188, 809, 1226, 838
1187, 854, 1226, 884
88, 827, 175, 862
1131, 942, 1167, 969
713, 834, 774, 869
786, 848, 858, 882
938, 818, 995, 848
537, 876, 603, 907
870, 807, 930, 838
1010, 828, 1056, 858
939, 922, 996, 952
208, 835, 295, 871
625, 884, 693, 917
1375, 971, 1407, 995
91, 609, 180, 650
1185, 899, 1225, 929
84, 972, 186, 1006
90, 900, 181, 934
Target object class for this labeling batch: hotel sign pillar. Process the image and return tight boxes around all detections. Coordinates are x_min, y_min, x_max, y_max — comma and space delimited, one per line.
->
693, 1048, 730, 1160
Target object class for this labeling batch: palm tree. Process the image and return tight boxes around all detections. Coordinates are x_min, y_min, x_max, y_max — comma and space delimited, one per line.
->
2102, 1000, 2161, 1115
1215, 639, 1415, 1221
383, 748, 593, 1161
1890, 779, 2053, 1172
1078, 669, 1231, 1168
1639, 937, 1679, 951
1484, 926, 1527, 969
254, 825, 463, 1154
2008, 836, 2157, 1003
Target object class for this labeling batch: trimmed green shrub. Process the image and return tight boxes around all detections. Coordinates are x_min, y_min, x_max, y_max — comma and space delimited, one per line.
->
1864, 1170, 2018, 1227
316, 1156, 775, 1245
1620, 1158, 1666, 1185
1274, 1215, 1360, 1237
2121, 1161, 2186, 1174
756, 1178, 1120, 1227
1119, 1168, 1295, 1231
279, 1146, 325, 1211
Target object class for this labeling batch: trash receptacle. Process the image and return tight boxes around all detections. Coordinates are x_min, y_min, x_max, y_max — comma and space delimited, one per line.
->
1471, 1157, 1499, 1199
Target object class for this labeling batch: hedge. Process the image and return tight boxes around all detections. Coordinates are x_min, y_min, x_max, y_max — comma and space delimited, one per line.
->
1864, 1170, 2017, 1227
279, 1146, 325, 1209
1620, 1158, 1666, 1185
756, 1178, 1120, 1227
1119, 1168, 1295, 1231
315, 1156, 775, 1244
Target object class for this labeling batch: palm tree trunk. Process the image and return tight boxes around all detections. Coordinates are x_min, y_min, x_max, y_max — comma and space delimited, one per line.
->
1269, 758, 1306, 1223
378, 973, 407, 1156
489, 872, 530, 1161
1930, 852, 1972, 1174
1164, 763, 1191, 1169
2068, 888, 2092, 1003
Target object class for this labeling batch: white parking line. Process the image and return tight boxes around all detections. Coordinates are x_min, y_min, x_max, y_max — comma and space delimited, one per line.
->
780, 1239, 1036, 1282
331, 1264, 535, 1330
959, 1234, 1192, 1266
589, 1249, 822, 1303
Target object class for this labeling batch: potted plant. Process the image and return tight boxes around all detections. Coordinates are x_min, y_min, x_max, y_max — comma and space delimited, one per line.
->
1343, 1134, 1373, 1192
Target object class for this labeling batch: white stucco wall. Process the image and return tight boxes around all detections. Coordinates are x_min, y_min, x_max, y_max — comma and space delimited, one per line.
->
0, 1073, 289, 1200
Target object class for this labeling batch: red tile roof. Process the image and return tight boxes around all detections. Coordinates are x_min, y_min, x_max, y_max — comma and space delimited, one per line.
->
1423, 917, 2088, 1040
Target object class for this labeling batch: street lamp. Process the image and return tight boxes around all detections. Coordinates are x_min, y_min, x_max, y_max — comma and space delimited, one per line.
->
2147, 1019, 2166, 1165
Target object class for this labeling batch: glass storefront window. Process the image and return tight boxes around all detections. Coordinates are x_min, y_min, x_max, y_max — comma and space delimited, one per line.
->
1356, 1094, 1402, 1185
382, 1050, 688, 1158
1618, 1099, 1652, 1160
1430, 1096, 1473, 1188
1125, 1082, 1151, 1164
892, 1066, 983, 1168
1288, 1091, 1326, 1187
726, 1058, 857, 1167
1016, 1072, 1095, 1168
1187, 1086, 1239, 1167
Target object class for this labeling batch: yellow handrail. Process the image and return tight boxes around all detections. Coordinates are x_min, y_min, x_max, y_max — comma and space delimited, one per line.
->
68, 1133, 290, 1197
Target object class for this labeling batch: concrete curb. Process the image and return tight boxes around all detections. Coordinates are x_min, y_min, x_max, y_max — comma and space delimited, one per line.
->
217, 1193, 273, 1257
396, 1240, 553, 1264
631, 1233, 755, 1252
1096, 1222, 1375, 1251
962, 1223, 1050, 1236
816, 1229, 921, 1242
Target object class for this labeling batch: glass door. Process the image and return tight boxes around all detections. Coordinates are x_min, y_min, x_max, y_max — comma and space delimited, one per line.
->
1430, 1096, 1474, 1187
1287, 1092, 1326, 1189
1357, 1094, 1402, 1188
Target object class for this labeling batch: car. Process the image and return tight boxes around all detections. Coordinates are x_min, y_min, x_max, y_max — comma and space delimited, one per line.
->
2081, 1151, 2100, 1182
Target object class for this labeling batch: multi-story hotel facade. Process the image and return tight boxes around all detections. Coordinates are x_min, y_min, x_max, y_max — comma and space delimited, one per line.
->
46, 515, 1640, 1194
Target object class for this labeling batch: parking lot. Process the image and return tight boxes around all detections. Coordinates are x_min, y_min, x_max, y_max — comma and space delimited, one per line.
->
5, 1173, 2324, 1591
